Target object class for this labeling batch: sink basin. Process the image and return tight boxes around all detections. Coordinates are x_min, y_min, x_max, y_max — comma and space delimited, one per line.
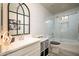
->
50, 41, 60, 45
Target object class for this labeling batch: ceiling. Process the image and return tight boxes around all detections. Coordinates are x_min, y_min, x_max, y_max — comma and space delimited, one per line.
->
41, 3, 79, 14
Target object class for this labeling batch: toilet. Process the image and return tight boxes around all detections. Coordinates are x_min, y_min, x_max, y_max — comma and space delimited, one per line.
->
49, 41, 61, 55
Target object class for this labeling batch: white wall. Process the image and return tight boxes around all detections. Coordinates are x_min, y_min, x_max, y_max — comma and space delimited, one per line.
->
53, 7, 79, 41
26, 3, 52, 36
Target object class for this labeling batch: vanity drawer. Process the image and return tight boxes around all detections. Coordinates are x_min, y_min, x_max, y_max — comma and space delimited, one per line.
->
24, 47, 40, 56
7, 42, 40, 56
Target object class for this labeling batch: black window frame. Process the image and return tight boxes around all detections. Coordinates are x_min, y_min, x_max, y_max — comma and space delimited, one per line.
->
8, 3, 30, 36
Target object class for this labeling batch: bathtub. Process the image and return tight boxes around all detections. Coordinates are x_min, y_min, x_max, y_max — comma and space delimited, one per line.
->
50, 38, 79, 56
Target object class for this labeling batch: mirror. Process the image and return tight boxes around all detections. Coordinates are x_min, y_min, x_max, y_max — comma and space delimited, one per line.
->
8, 3, 30, 36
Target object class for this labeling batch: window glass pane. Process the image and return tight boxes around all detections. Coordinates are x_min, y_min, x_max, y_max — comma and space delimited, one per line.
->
65, 16, 68, 22
18, 6, 23, 14
61, 16, 65, 23
18, 25, 23, 34
61, 16, 69, 32
18, 14, 23, 24
9, 30, 17, 35
9, 12, 17, 21
65, 16, 68, 19
62, 17, 64, 20
25, 25, 29, 33
25, 16, 29, 24
61, 16, 69, 23
9, 3, 19, 12
22, 5, 29, 15
9, 24, 17, 30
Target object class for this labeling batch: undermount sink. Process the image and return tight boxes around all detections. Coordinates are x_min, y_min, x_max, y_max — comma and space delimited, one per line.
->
50, 41, 60, 45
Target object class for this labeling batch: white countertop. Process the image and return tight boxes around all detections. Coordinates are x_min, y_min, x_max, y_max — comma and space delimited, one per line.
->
40, 38, 48, 42
0, 37, 41, 56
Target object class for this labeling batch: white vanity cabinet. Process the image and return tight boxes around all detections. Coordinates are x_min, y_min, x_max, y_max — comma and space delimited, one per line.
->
6, 41, 40, 56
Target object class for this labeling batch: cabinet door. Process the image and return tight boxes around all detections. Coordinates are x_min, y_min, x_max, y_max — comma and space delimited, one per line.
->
41, 41, 45, 52
45, 40, 49, 49
7, 42, 40, 56
24, 47, 40, 56
41, 39, 49, 56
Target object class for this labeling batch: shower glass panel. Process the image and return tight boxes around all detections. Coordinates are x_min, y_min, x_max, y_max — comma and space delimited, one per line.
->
55, 12, 79, 41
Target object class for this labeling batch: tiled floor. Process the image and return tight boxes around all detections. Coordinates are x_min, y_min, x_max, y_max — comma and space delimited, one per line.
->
48, 53, 57, 56
48, 51, 59, 56
48, 43, 79, 56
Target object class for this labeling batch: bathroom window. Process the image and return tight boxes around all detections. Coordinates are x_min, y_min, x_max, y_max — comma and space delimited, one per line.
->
61, 16, 69, 32
61, 16, 69, 23
8, 3, 30, 36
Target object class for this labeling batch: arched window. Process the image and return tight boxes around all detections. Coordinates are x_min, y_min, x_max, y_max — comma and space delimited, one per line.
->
8, 3, 30, 35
